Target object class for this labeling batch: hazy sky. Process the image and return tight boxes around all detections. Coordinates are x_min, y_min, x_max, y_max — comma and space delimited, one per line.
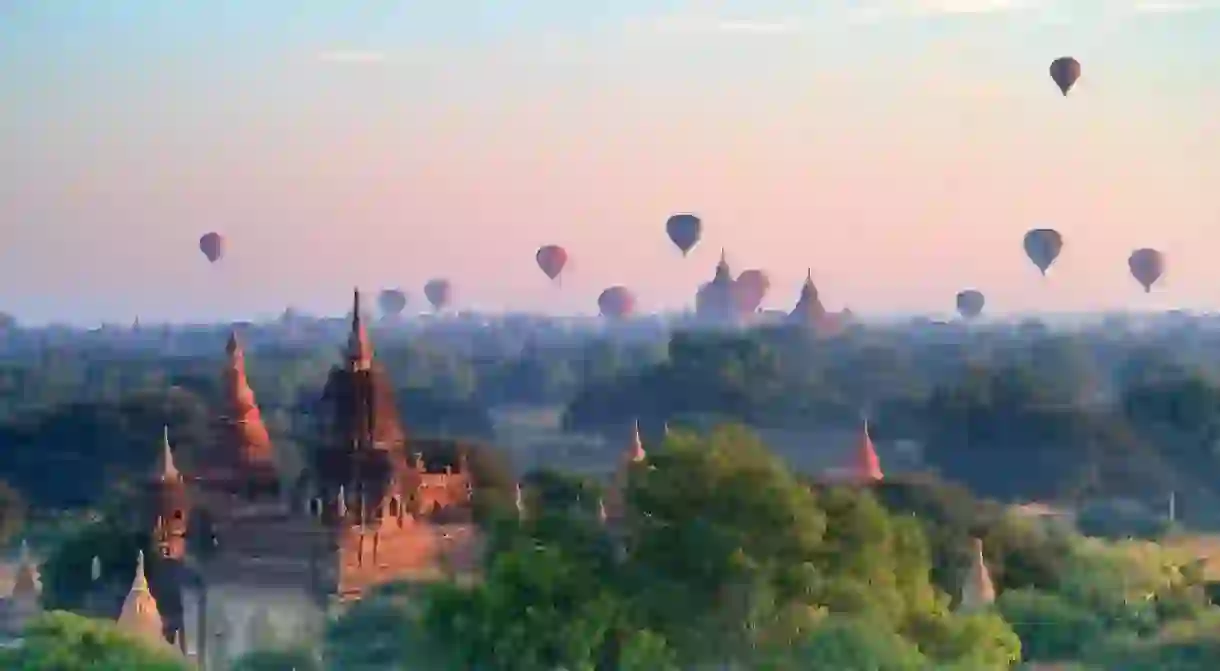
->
4, 0, 1220, 324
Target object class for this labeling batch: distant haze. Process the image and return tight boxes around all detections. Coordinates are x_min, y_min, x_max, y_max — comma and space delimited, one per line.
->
4, 1, 1220, 324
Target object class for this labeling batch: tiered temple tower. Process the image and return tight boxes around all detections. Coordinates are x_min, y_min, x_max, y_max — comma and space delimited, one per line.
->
789, 270, 828, 327
117, 550, 180, 655
114, 288, 480, 668
211, 332, 279, 496
695, 250, 745, 325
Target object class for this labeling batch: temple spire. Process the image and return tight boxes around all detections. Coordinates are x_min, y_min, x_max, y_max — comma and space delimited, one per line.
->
117, 550, 169, 648
347, 287, 372, 371
220, 330, 277, 482
158, 427, 180, 481
131, 550, 149, 593
713, 249, 732, 282
11, 539, 39, 599
626, 419, 646, 463
855, 418, 883, 483
959, 537, 996, 611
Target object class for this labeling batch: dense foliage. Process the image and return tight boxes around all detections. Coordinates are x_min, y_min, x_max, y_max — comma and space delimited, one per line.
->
6, 319, 1220, 667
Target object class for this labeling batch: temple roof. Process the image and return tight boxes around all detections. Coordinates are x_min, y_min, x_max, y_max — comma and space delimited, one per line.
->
320, 288, 407, 454
10, 541, 39, 600
854, 419, 883, 483
959, 537, 996, 611
218, 331, 277, 479
625, 419, 646, 464
117, 551, 168, 647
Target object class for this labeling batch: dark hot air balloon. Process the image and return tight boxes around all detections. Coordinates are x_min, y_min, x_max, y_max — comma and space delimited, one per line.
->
736, 269, 771, 313
598, 286, 636, 320
1128, 248, 1165, 293
1049, 57, 1081, 96
199, 232, 224, 263
424, 279, 452, 311
1023, 228, 1063, 275
666, 214, 702, 256
956, 289, 985, 319
378, 289, 407, 317
536, 245, 568, 281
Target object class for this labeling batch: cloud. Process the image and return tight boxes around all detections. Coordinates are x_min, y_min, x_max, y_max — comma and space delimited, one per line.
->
847, 0, 1043, 21
1132, 0, 1220, 12
314, 50, 390, 65
637, 16, 807, 35
625, 0, 1211, 37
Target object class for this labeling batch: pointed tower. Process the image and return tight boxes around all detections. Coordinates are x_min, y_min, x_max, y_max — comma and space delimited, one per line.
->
10, 541, 40, 602
959, 538, 996, 612
321, 288, 406, 454
514, 483, 526, 520
713, 249, 732, 284
605, 420, 647, 521
315, 288, 409, 524
346, 288, 373, 372
149, 427, 189, 561
0, 539, 43, 640
117, 551, 172, 649
695, 249, 742, 324
218, 331, 278, 493
789, 269, 828, 328
851, 419, 884, 484
625, 419, 646, 464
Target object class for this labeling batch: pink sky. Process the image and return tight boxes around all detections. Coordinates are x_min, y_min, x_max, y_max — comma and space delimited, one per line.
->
4, 2, 1220, 323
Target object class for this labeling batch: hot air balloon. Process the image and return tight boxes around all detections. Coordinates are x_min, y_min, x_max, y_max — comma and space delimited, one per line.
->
1023, 229, 1063, 275
199, 232, 224, 263
598, 286, 636, 320
956, 289, 985, 319
666, 214, 702, 256
1128, 248, 1165, 293
536, 245, 568, 281
378, 289, 407, 317
1049, 57, 1081, 96
424, 279, 452, 311
736, 269, 771, 313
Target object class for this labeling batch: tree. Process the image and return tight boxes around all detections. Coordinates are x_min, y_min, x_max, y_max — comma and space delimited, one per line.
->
762, 616, 928, 671
996, 589, 1107, 662
422, 543, 626, 670
230, 648, 322, 671
623, 424, 829, 664
325, 590, 444, 671
0, 610, 188, 671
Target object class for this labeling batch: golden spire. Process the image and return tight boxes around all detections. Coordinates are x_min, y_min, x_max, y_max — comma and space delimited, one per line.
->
132, 550, 149, 593
118, 550, 168, 646
158, 427, 180, 481
626, 419, 645, 463
959, 537, 996, 611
